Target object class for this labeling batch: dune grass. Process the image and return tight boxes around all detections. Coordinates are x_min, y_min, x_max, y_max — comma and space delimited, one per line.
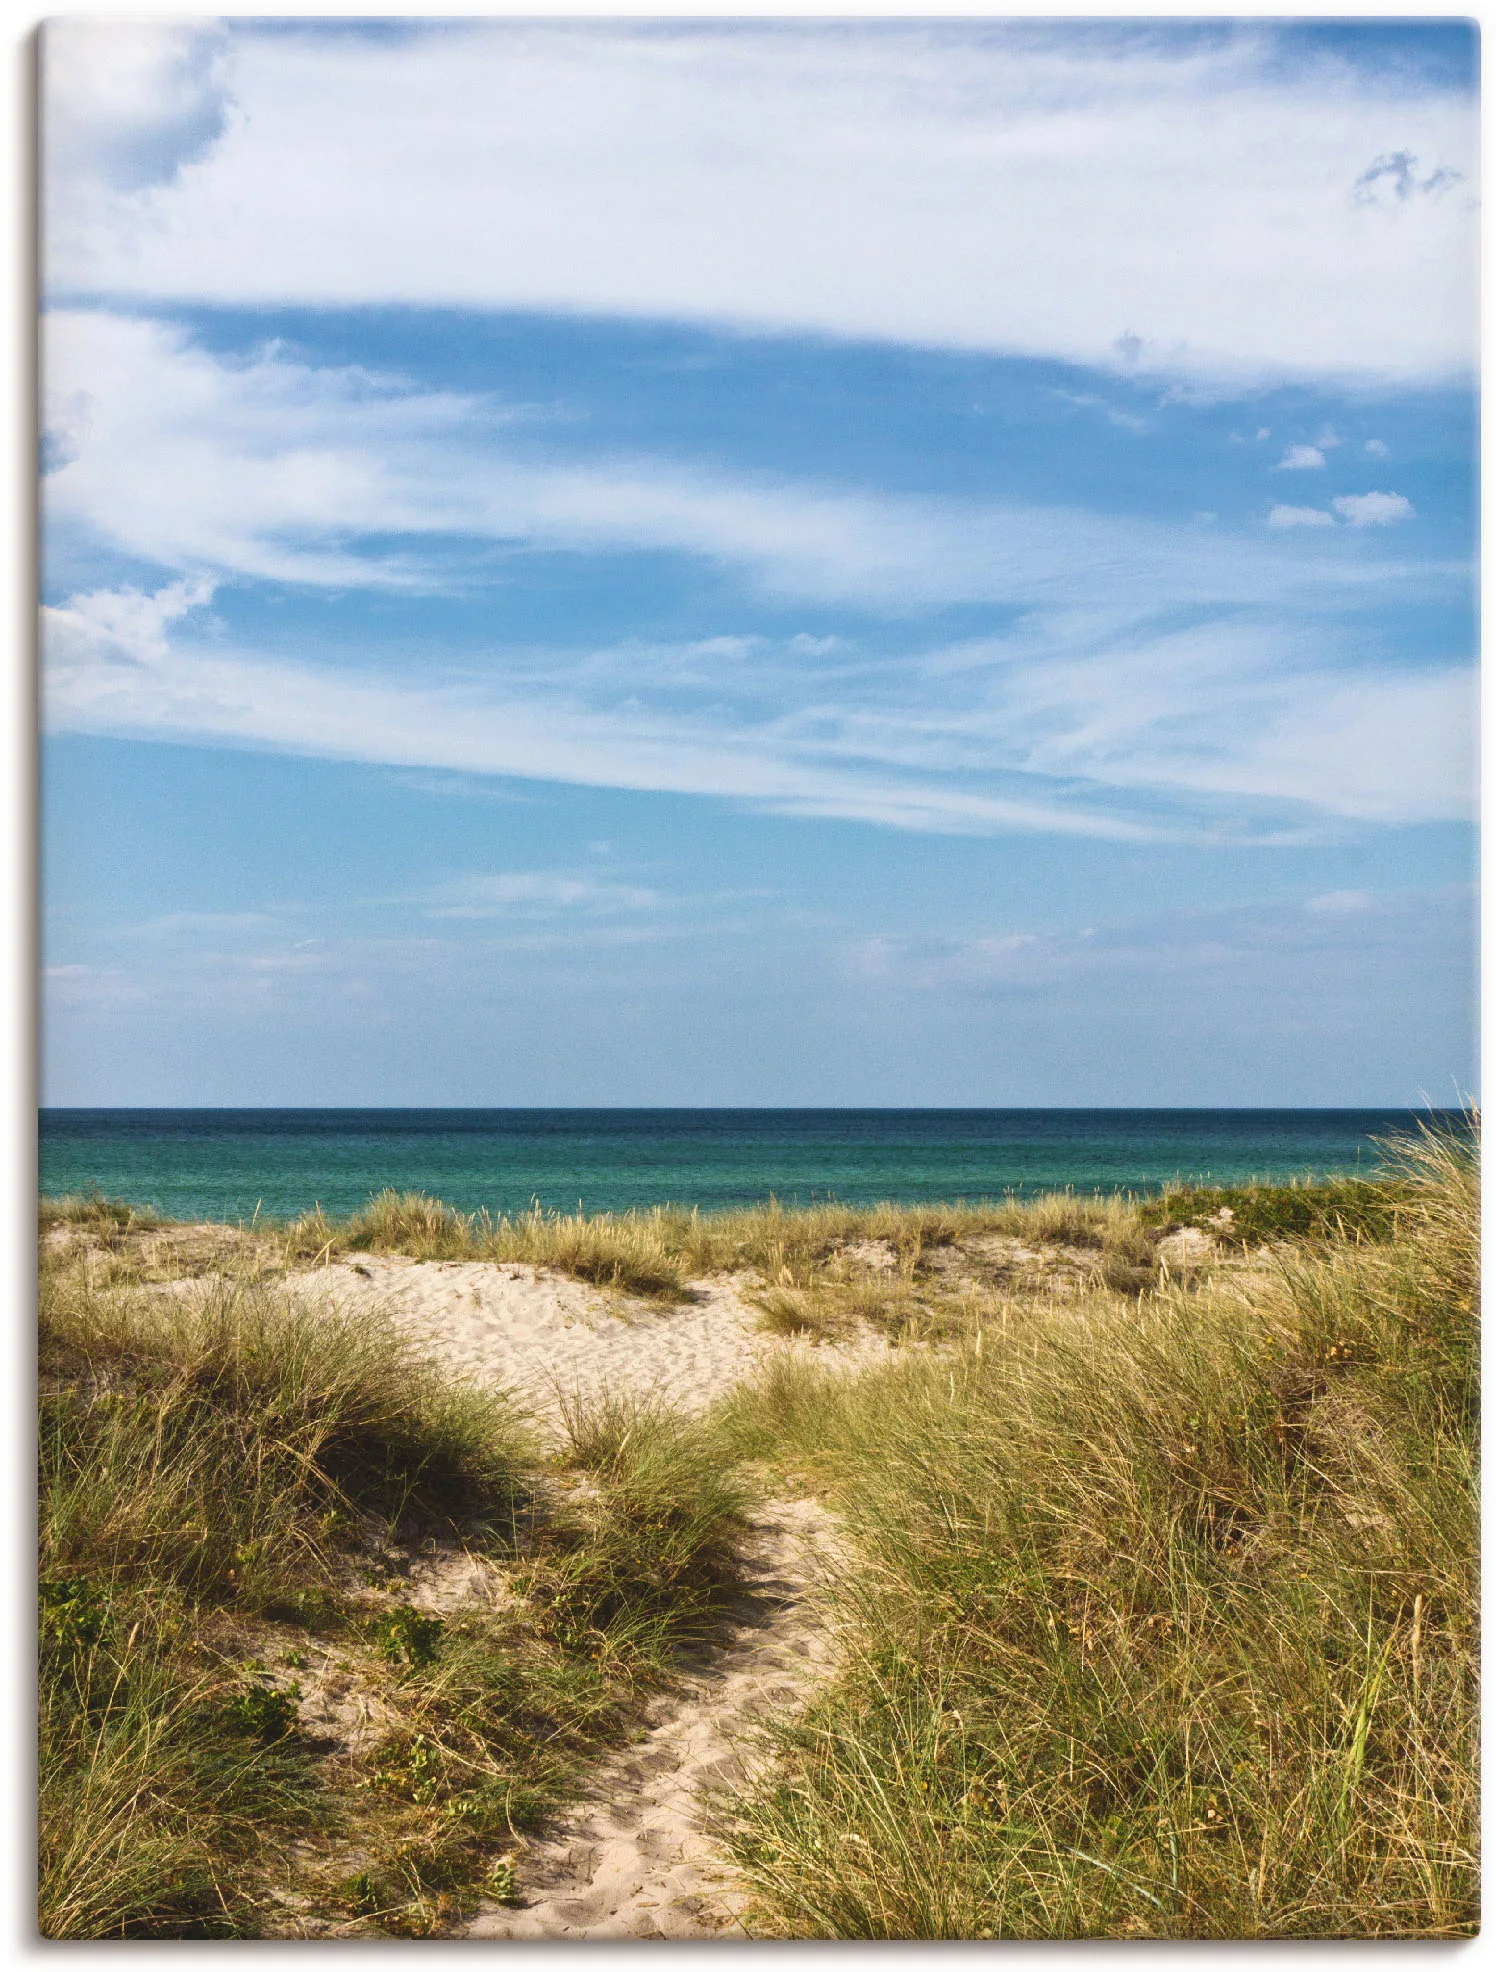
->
37, 1266, 754, 1938
38, 1269, 537, 1936
525, 1392, 751, 1661
39, 1130, 1473, 1938
706, 1125, 1478, 1937
1138, 1174, 1414, 1249
41, 1273, 532, 1604
41, 1189, 162, 1234
47, 1168, 1407, 1307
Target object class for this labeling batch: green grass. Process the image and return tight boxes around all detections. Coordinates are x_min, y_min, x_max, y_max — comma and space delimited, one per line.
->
41, 1188, 163, 1234
277, 1193, 695, 1299
1138, 1174, 1413, 1248
706, 1124, 1478, 1937
41, 1273, 532, 1605
40, 1632, 326, 1939
529, 1393, 751, 1660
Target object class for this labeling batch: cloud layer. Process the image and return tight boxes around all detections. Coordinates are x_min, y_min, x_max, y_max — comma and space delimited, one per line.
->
39, 305, 1474, 840
42, 309, 1451, 615
41, 573, 1474, 839
44, 19, 1476, 385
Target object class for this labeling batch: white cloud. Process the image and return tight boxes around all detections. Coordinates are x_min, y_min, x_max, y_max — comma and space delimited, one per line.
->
41, 311, 503, 590
1365, 438, 1390, 457
42, 575, 218, 666
133, 911, 282, 936
39, 579, 1476, 836
42, 19, 232, 195
1333, 491, 1414, 527
39, 581, 1167, 839
903, 617, 1474, 826
1055, 390, 1149, 433
1276, 445, 1326, 470
44, 311, 1447, 619
41, 20, 1476, 385
1267, 503, 1334, 529
1306, 890, 1374, 915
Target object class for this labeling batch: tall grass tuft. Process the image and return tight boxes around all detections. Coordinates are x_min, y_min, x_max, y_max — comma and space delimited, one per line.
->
497, 1208, 690, 1299
41, 1274, 533, 1601
38, 1272, 537, 1936
39, 1610, 321, 1938
714, 1123, 1478, 1938
526, 1393, 751, 1662
41, 1190, 162, 1235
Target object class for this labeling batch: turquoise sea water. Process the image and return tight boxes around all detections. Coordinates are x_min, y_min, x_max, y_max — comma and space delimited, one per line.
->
37, 1109, 1437, 1224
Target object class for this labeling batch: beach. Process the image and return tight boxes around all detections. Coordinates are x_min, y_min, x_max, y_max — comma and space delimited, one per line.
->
38, 1142, 1478, 1939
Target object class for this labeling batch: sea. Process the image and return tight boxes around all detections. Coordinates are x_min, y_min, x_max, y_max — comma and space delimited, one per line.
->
36, 1108, 1440, 1225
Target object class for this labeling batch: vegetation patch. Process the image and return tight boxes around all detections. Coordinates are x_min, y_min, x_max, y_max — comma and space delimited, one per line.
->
39, 1125, 1476, 1938
708, 1126, 1478, 1938
36, 1264, 756, 1939
1139, 1176, 1411, 1248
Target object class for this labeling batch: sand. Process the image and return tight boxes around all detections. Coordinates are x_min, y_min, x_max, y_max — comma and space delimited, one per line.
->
275, 1252, 859, 1938
286, 1252, 895, 1429
464, 1494, 839, 1940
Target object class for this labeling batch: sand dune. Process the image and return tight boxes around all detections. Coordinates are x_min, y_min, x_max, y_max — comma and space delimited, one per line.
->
287, 1253, 895, 1431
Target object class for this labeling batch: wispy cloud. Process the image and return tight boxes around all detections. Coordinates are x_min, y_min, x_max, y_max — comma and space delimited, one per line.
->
840, 884, 1470, 998
40, 596, 1164, 840
125, 910, 283, 937
1055, 389, 1149, 433
424, 872, 665, 919
44, 311, 1453, 619
43, 19, 1476, 385
1276, 444, 1326, 470
41, 578, 1475, 836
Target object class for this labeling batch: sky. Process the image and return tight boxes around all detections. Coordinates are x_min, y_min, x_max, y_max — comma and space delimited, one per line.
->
38, 15, 1478, 1108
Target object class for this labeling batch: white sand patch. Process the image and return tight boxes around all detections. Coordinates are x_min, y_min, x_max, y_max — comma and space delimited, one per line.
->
285, 1256, 894, 1430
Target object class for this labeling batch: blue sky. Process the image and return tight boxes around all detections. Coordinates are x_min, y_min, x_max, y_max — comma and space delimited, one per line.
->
40, 16, 1477, 1106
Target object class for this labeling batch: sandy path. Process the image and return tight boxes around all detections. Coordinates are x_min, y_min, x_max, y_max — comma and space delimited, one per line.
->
464, 1495, 838, 1941
278, 1255, 857, 1936
289, 1253, 892, 1425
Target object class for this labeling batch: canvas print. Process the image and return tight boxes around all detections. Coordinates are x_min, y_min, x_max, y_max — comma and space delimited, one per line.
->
39, 15, 1477, 1940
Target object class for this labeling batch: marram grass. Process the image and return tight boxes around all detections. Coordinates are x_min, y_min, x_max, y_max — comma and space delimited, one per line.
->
47, 1168, 1411, 1306
37, 1273, 752, 1938
39, 1125, 1476, 1937
706, 1125, 1478, 1937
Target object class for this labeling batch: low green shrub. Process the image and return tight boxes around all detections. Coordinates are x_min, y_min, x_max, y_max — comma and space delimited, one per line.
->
375, 1606, 446, 1668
